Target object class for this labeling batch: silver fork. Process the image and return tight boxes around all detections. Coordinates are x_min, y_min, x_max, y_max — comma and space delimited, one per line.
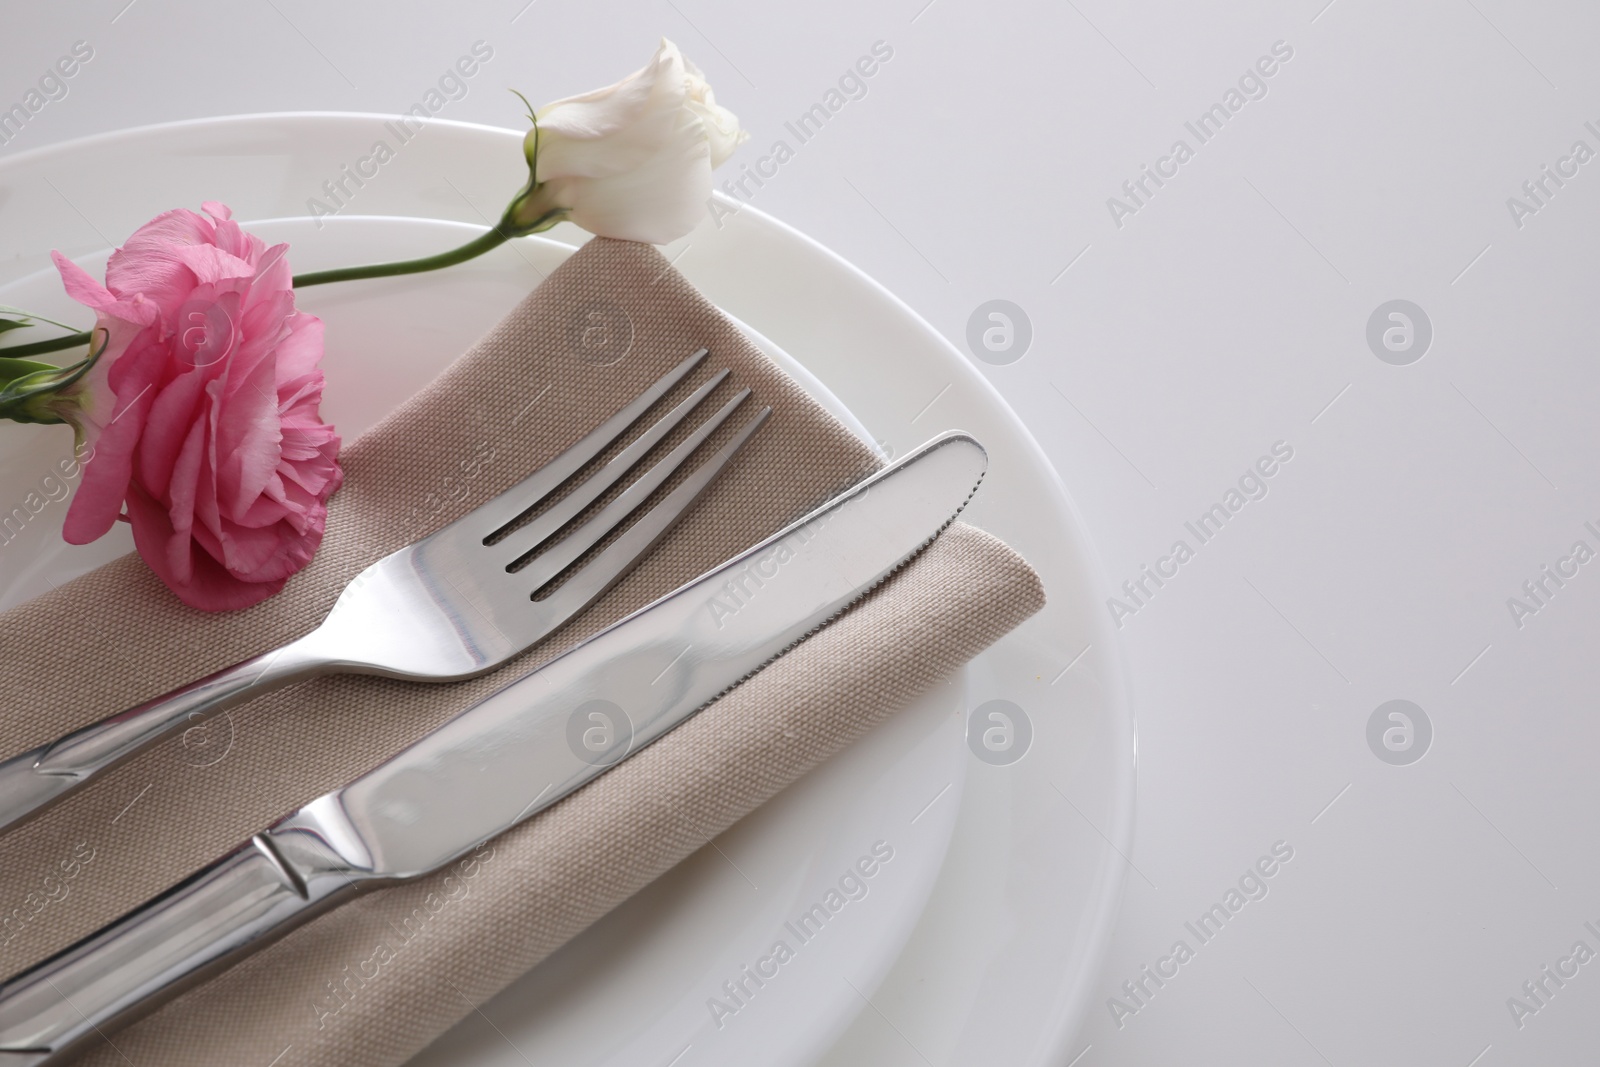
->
0, 348, 770, 833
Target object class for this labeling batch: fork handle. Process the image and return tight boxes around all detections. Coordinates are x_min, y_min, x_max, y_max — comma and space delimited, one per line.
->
0, 636, 327, 834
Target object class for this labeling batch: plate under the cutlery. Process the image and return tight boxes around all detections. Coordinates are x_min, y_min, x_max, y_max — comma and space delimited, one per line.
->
0, 113, 1133, 1067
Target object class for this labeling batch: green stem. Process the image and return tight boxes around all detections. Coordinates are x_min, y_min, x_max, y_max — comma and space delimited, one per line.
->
1, 214, 556, 360
292, 226, 512, 288
0, 330, 93, 359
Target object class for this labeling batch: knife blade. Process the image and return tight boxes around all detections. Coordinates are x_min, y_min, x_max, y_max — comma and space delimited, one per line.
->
0, 430, 987, 1064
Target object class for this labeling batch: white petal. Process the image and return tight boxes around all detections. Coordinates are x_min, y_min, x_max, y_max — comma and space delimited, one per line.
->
521, 38, 747, 244
535, 40, 687, 179
546, 125, 712, 243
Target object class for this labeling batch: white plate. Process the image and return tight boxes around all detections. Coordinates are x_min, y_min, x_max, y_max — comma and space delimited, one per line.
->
0, 115, 1135, 1067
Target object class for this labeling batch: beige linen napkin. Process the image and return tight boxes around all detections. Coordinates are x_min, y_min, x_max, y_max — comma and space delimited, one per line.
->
0, 237, 1043, 1066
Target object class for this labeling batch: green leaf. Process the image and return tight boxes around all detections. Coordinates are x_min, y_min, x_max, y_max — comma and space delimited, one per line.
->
0, 318, 32, 335
0, 305, 89, 334
0, 357, 60, 383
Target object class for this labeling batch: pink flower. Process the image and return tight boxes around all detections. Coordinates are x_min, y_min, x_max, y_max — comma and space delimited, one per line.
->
50, 202, 342, 612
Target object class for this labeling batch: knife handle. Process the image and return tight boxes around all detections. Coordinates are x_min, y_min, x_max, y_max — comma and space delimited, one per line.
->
0, 821, 370, 1065
0, 635, 328, 836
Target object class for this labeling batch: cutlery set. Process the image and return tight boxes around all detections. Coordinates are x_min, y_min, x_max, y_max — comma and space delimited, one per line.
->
0, 348, 987, 1065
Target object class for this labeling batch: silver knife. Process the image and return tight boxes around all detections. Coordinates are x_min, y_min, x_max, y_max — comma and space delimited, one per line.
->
0, 431, 986, 1065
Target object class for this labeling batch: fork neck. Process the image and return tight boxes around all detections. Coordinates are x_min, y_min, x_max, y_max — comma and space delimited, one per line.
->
32, 632, 331, 780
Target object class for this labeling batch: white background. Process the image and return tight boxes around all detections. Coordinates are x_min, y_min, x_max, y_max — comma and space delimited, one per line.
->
5, 1, 1599, 1063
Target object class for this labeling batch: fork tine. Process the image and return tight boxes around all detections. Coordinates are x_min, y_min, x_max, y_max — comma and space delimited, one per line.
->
492, 368, 732, 566
538, 405, 772, 611
511, 387, 755, 591
463, 348, 709, 541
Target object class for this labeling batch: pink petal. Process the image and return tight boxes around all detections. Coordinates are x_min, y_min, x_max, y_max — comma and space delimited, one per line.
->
61, 333, 166, 543
50, 251, 118, 312
209, 351, 283, 517
162, 413, 209, 582
220, 518, 296, 579
127, 482, 285, 611
273, 315, 325, 383
172, 243, 256, 287
104, 208, 218, 321
249, 244, 292, 299
208, 211, 262, 266
135, 369, 207, 500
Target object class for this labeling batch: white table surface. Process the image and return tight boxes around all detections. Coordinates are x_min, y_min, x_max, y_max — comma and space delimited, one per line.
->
5, 1, 1597, 1063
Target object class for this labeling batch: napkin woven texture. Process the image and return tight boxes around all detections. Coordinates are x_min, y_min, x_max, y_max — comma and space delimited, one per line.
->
0, 237, 1044, 1067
